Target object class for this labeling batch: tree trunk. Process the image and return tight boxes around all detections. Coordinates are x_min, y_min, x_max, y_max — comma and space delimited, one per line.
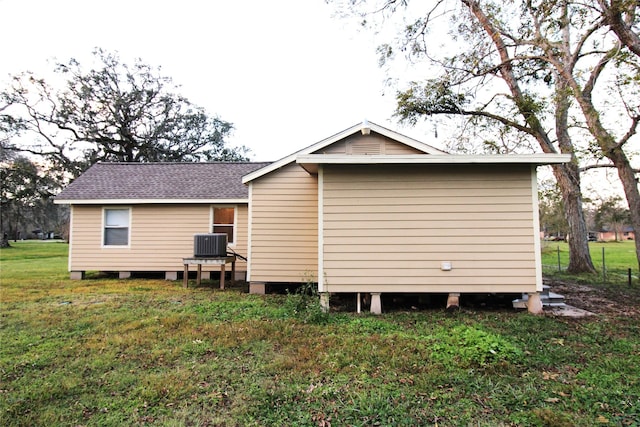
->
553, 164, 596, 273
564, 71, 640, 273
601, 0, 640, 58
608, 146, 640, 272
464, 0, 597, 273
553, 71, 596, 273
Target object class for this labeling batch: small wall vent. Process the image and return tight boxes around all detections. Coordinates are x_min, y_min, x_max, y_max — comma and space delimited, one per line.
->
194, 233, 227, 257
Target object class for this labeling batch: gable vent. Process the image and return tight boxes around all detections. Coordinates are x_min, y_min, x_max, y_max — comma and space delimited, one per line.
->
351, 140, 381, 155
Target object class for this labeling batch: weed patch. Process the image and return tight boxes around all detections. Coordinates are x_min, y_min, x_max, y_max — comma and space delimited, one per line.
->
429, 325, 524, 368
283, 279, 330, 324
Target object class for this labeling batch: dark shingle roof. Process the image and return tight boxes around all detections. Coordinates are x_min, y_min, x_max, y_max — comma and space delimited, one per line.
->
55, 162, 271, 202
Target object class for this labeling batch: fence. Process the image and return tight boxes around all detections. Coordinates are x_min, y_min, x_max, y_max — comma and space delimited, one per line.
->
542, 244, 639, 286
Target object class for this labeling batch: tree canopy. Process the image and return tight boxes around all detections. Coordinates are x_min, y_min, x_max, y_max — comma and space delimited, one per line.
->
0, 156, 64, 247
2, 49, 248, 178
335, 0, 640, 272
1, 49, 248, 243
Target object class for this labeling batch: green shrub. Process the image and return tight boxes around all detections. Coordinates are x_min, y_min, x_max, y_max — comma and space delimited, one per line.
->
283, 279, 329, 325
431, 325, 523, 367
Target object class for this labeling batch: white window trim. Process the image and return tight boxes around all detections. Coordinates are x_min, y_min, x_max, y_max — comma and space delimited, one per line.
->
102, 206, 132, 248
211, 205, 237, 247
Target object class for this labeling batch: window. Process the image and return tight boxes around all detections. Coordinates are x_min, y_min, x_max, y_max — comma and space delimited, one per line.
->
213, 207, 235, 244
104, 208, 130, 246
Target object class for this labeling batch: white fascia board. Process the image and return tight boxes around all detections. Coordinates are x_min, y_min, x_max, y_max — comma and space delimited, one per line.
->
296, 153, 571, 173
54, 198, 249, 205
241, 121, 448, 184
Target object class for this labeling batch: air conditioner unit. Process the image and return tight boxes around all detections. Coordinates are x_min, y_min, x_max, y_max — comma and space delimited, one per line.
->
194, 233, 227, 257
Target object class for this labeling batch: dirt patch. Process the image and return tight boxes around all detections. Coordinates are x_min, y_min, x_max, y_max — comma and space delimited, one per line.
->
544, 278, 640, 317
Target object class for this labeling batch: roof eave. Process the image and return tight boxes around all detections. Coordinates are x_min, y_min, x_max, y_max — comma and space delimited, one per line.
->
53, 198, 249, 205
295, 153, 571, 173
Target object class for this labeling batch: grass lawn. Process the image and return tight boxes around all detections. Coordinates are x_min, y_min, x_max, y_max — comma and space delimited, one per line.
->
1, 241, 640, 426
542, 240, 639, 286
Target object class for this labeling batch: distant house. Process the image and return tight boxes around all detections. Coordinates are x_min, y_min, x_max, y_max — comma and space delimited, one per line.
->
55, 121, 569, 313
598, 226, 635, 242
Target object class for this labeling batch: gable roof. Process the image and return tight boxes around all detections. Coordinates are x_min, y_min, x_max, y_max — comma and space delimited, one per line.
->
54, 162, 271, 205
242, 121, 447, 184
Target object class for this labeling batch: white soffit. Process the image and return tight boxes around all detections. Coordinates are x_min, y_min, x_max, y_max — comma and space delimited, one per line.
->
295, 154, 572, 174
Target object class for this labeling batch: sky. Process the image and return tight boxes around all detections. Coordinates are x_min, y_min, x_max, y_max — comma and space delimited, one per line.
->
0, 0, 635, 202
0, 0, 428, 162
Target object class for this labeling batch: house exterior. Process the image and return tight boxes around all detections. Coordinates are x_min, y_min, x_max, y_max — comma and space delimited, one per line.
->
54, 162, 270, 280
55, 122, 569, 313
242, 122, 569, 313
598, 226, 636, 242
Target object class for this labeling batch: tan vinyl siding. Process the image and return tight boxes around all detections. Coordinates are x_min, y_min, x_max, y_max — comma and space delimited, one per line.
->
249, 163, 318, 282
69, 204, 249, 273
320, 140, 347, 154
322, 164, 538, 294
315, 133, 424, 155
383, 139, 424, 155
